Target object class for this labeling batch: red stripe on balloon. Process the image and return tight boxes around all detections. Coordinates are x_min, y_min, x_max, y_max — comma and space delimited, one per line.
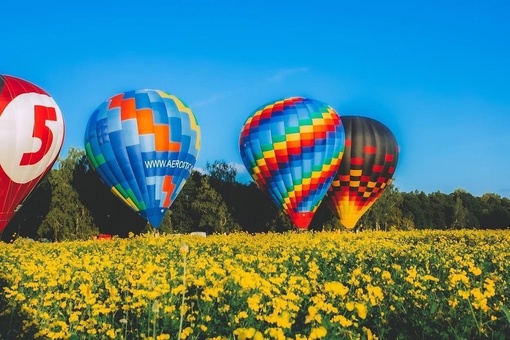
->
364, 146, 376, 154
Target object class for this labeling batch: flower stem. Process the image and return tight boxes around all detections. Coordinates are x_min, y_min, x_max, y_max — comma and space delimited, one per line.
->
178, 243, 188, 339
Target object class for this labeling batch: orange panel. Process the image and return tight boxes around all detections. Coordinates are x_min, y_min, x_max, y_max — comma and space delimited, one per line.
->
154, 124, 169, 151
168, 141, 181, 152
162, 176, 175, 207
109, 93, 124, 110
136, 109, 154, 134
120, 98, 137, 120
286, 140, 301, 149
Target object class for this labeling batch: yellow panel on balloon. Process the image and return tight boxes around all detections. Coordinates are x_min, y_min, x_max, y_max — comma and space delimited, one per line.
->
350, 169, 362, 177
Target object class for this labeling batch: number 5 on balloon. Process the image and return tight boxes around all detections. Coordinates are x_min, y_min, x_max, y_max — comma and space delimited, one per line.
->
20, 105, 57, 166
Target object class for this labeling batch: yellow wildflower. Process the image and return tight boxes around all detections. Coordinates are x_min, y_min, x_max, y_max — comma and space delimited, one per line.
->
266, 327, 286, 340
234, 327, 256, 340
156, 334, 171, 340
449, 270, 469, 286
180, 326, 193, 339
305, 305, 322, 323
381, 270, 394, 284
180, 242, 189, 255
356, 303, 368, 319
68, 311, 81, 323
483, 278, 496, 298
275, 310, 292, 328
469, 265, 482, 276
106, 329, 116, 339
405, 267, 417, 284
367, 285, 384, 306
448, 298, 459, 307
331, 314, 353, 327
364, 326, 378, 340
324, 281, 349, 297
458, 289, 470, 299
470, 287, 489, 312
309, 326, 328, 339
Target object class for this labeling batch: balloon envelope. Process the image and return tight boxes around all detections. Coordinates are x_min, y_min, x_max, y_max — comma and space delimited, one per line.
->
239, 97, 345, 229
0, 75, 65, 232
84, 89, 200, 227
325, 116, 399, 229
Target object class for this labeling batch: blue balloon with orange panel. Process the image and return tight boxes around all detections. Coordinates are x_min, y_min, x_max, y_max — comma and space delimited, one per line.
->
84, 89, 200, 227
239, 97, 345, 230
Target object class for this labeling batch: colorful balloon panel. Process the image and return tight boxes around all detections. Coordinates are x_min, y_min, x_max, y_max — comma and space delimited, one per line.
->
325, 116, 399, 229
240, 97, 345, 229
84, 89, 200, 227
0, 75, 65, 232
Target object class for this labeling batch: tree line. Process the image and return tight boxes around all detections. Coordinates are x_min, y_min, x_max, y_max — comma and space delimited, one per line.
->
1, 148, 509, 242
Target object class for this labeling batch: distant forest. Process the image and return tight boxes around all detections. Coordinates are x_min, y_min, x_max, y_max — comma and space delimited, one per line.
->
1, 148, 509, 242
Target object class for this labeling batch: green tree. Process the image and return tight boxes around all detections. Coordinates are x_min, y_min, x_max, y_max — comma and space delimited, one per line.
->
450, 189, 480, 228
401, 191, 429, 229
219, 181, 277, 233
479, 193, 510, 229
427, 192, 454, 229
168, 171, 202, 233
451, 196, 469, 229
190, 176, 240, 233
206, 160, 237, 184
72, 150, 147, 237
310, 202, 342, 231
266, 210, 295, 232
359, 183, 403, 231
38, 148, 98, 241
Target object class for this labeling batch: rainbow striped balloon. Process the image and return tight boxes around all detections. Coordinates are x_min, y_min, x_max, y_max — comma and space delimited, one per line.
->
85, 89, 200, 227
239, 97, 345, 230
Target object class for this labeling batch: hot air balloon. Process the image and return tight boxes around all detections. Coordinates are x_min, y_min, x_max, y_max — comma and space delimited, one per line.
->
84, 89, 200, 227
325, 116, 399, 229
239, 97, 345, 230
0, 75, 65, 232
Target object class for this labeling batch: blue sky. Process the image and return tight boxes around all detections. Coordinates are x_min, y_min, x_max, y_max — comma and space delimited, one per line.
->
2, 1, 510, 197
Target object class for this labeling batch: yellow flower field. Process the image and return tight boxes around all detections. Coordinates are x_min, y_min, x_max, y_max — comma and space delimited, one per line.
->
1, 230, 509, 339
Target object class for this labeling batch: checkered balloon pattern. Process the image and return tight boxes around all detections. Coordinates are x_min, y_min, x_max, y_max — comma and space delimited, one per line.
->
325, 116, 399, 229
85, 89, 200, 227
239, 97, 345, 229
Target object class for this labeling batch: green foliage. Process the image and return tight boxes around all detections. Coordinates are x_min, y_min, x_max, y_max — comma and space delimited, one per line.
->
170, 171, 202, 233
2, 148, 510, 242
402, 191, 429, 229
206, 160, 237, 184
452, 196, 469, 229
359, 183, 403, 231
38, 148, 98, 241
479, 194, 510, 229
451, 189, 481, 228
190, 176, 241, 234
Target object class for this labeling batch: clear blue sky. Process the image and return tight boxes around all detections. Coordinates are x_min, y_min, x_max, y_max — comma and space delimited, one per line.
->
2, 1, 510, 197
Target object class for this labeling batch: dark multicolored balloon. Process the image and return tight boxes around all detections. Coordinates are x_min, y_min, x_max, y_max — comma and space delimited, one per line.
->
239, 97, 345, 230
325, 116, 399, 229
85, 89, 200, 227
0, 75, 65, 232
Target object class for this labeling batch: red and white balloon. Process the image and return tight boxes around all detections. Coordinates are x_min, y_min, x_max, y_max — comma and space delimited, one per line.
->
0, 75, 65, 232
